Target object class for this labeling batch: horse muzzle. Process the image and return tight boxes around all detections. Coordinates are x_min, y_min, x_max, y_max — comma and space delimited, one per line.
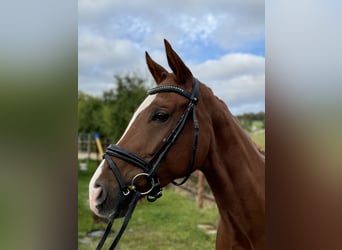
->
89, 179, 134, 219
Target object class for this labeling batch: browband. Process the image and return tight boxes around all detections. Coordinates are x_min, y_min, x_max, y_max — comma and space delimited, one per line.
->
148, 85, 193, 100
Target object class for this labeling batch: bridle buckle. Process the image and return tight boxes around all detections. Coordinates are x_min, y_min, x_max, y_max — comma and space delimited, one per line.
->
122, 188, 131, 196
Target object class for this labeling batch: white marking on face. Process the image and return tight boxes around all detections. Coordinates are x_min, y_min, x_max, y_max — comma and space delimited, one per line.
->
117, 94, 156, 144
89, 159, 105, 213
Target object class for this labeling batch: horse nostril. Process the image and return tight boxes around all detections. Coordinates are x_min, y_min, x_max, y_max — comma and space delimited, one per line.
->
94, 181, 107, 208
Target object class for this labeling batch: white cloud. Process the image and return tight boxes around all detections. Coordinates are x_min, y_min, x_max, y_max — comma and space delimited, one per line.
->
193, 54, 264, 81
78, 32, 141, 68
78, 0, 264, 114
178, 13, 221, 41
78, 31, 146, 94
79, 0, 264, 51
191, 53, 265, 114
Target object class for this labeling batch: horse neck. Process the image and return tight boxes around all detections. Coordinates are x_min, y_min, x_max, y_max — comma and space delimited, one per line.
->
200, 85, 265, 249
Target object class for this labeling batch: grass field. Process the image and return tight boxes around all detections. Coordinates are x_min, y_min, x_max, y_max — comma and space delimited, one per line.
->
78, 131, 264, 249
250, 130, 265, 152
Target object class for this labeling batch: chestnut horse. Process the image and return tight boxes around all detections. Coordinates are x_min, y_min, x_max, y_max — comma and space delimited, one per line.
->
89, 40, 265, 250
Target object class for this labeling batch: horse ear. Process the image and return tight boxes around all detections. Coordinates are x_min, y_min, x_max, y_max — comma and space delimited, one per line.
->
164, 39, 193, 85
145, 51, 168, 85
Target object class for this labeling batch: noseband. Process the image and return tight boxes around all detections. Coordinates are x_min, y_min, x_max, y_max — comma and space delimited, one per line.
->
96, 78, 200, 249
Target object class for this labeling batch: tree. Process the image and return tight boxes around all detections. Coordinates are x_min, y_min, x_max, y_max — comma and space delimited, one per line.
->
78, 74, 151, 140
78, 91, 105, 135
236, 112, 265, 132
102, 74, 149, 141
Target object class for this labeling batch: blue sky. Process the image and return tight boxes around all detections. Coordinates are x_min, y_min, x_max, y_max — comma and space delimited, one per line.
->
78, 0, 264, 115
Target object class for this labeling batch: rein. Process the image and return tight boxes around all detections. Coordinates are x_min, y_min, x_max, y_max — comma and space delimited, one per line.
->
96, 78, 200, 249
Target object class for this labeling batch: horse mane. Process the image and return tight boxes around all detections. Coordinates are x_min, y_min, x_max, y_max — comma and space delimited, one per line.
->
206, 85, 265, 156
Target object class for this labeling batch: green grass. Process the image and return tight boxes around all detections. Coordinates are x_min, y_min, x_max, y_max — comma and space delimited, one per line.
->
250, 130, 265, 152
78, 161, 218, 250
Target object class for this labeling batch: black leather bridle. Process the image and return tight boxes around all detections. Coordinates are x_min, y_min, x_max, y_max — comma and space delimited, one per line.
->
96, 78, 200, 250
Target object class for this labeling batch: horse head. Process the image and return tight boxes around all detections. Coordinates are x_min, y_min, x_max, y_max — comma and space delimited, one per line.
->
89, 40, 211, 218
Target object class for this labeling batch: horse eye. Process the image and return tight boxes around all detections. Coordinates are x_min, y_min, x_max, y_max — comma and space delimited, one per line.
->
152, 111, 169, 122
